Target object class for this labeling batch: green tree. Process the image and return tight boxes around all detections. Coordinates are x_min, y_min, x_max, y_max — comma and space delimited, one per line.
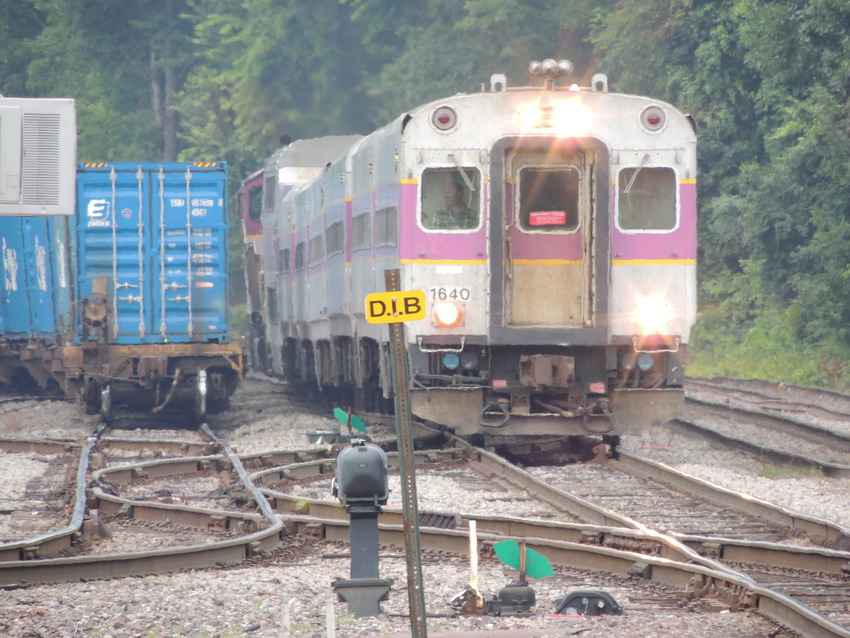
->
359, 0, 607, 123
179, 0, 379, 165
705, 1, 850, 345
28, 0, 197, 160
0, 1, 46, 97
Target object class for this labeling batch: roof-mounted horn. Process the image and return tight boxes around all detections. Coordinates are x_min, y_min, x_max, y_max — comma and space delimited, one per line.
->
529, 59, 573, 90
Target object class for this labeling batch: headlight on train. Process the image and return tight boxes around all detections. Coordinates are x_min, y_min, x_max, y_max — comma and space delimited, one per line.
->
552, 101, 592, 133
637, 353, 654, 371
432, 301, 463, 327
632, 293, 674, 335
443, 353, 460, 370
460, 351, 478, 371
517, 100, 593, 135
518, 104, 545, 129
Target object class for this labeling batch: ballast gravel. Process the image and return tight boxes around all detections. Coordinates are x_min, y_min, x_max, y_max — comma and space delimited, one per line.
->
620, 425, 850, 527
0, 381, 838, 637
0, 543, 793, 638
0, 451, 64, 542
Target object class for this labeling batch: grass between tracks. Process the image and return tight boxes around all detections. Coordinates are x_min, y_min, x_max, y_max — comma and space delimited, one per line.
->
759, 465, 825, 479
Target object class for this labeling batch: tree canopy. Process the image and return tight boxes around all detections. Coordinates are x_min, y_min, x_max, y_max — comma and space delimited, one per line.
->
3, 0, 850, 387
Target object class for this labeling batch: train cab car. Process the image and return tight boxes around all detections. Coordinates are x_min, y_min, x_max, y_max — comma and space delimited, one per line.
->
253, 61, 697, 439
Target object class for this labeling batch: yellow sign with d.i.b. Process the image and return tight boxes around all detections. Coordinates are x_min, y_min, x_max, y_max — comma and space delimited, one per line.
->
365, 290, 426, 324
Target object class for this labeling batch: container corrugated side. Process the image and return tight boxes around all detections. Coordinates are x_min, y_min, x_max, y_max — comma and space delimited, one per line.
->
75, 162, 229, 345
0, 216, 70, 341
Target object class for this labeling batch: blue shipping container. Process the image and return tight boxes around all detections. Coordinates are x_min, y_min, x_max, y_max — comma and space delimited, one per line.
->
76, 163, 229, 345
0, 216, 70, 341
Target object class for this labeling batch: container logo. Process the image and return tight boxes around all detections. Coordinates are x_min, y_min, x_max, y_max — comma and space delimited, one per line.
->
87, 199, 111, 227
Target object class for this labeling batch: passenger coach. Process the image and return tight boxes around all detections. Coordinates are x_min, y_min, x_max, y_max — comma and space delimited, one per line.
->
241, 61, 697, 440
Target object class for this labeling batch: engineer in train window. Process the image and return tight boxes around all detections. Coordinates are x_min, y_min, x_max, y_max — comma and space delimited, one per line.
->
422, 169, 480, 230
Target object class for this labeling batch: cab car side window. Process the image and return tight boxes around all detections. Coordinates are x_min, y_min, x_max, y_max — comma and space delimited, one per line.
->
420, 167, 481, 231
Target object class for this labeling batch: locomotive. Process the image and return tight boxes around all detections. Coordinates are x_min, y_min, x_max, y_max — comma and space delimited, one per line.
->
240, 60, 697, 438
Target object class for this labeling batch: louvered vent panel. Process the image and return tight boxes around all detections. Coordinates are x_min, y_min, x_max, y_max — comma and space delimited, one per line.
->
21, 113, 61, 205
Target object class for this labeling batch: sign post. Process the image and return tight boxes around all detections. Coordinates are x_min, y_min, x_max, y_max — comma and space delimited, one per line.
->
366, 270, 428, 638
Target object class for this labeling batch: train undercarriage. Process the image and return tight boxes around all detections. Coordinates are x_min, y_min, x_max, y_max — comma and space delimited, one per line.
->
0, 339, 244, 425
73, 344, 244, 424
270, 333, 686, 439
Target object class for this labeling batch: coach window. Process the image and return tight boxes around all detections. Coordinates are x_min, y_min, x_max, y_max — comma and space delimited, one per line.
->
267, 287, 278, 322
327, 220, 344, 257
618, 167, 676, 231
294, 241, 306, 271
421, 167, 480, 231
351, 212, 371, 251
375, 207, 398, 246
309, 235, 324, 267
262, 175, 276, 213
518, 167, 580, 233
278, 247, 290, 274
249, 187, 263, 222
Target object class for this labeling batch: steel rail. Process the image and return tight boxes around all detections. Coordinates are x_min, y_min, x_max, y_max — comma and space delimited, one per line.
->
4, 414, 848, 635
200, 423, 280, 522
468, 447, 644, 529
262, 485, 739, 573
258, 446, 850, 576
0, 424, 104, 562
672, 532, 850, 575
258, 439, 850, 636
285, 514, 850, 638
684, 393, 850, 450
669, 415, 850, 478
612, 450, 850, 550
249, 447, 471, 486
687, 376, 850, 416
0, 426, 285, 587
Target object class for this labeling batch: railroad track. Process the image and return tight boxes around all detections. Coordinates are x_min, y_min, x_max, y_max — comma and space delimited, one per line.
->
681, 377, 850, 477
2, 378, 850, 636
261, 438, 850, 638
0, 421, 283, 585
687, 376, 850, 418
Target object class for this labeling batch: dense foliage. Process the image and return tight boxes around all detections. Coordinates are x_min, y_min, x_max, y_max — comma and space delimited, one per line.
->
3, 0, 850, 388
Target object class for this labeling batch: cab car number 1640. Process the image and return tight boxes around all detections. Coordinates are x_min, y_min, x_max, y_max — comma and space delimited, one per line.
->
429, 287, 471, 301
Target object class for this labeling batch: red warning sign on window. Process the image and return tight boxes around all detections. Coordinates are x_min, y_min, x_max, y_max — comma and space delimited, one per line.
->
529, 211, 567, 226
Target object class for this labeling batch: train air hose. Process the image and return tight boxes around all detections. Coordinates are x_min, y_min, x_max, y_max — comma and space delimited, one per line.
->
478, 400, 511, 428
